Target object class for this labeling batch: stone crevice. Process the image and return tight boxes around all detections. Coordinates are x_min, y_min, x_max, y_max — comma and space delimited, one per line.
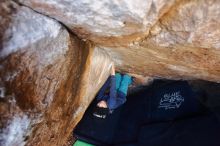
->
1, 0, 220, 146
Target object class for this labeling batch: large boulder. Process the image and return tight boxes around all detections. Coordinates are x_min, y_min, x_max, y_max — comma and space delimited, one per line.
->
16, 0, 220, 82
0, 1, 111, 146
1, 0, 220, 145
98, 0, 220, 82
16, 0, 177, 46
149, 0, 220, 49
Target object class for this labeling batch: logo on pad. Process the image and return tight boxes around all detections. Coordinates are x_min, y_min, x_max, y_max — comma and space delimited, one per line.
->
158, 91, 184, 110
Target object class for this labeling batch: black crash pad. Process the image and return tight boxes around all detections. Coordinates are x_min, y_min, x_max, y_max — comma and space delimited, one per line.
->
74, 80, 220, 146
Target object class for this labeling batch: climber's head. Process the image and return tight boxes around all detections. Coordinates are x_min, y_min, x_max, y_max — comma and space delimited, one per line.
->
130, 74, 153, 86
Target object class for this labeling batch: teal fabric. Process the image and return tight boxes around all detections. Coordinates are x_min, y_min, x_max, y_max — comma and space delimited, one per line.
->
118, 74, 132, 95
115, 73, 122, 90
73, 140, 94, 146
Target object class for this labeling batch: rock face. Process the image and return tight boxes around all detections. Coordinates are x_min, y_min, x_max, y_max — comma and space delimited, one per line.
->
100, 42, 220, 82
98, 0, 220, 82
150, 0, 220, 50
16, 0, 177, 46
0, 1, 111, 146
1, 0, 220, 146
16, 0, 220, 82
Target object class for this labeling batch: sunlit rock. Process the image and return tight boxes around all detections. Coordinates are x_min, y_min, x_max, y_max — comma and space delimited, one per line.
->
97, 0, 220, 82
1, 0, 220, 145
99, 42, 220, 82
0, 1, 104, 146
149, 0, 220, 49
16, 0, 176, 46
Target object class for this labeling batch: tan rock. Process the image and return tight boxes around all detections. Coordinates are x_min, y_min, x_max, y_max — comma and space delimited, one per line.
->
16, 0, 177, 46
100, 41, 220, 82
150, 0, 220, 49
15, 0, 220, 82
0, 1, 110, 146
1, 0, 220, 145
98, 0, 220, 82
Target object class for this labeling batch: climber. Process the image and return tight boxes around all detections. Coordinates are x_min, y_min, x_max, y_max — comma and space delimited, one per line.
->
93, 63, 132, 119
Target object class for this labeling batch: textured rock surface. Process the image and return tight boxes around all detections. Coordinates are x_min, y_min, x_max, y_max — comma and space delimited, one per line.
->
100, 42, 220, 82
98, 0, 220, 82
0, 1, 107, 146
16, 0, 220, 82
80, 47, 113, 108
149, 0, 220, 49
1, 0, 220, 145
16, 0, 177, 46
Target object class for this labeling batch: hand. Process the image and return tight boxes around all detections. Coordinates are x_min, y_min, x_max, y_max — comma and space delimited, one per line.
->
111, 63, 115, 75
97, 100, 108, 108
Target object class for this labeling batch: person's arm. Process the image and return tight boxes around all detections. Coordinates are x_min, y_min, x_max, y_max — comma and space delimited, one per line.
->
109, 63, 116, 99
106, 75, 117, 110
96, 76, 111, 101
109, 75, 117, 100
107, 64, 117, 110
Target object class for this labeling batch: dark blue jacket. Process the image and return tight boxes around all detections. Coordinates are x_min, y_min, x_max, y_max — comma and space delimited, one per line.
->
96, 75, 127, 110
96, 75, 116, 102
